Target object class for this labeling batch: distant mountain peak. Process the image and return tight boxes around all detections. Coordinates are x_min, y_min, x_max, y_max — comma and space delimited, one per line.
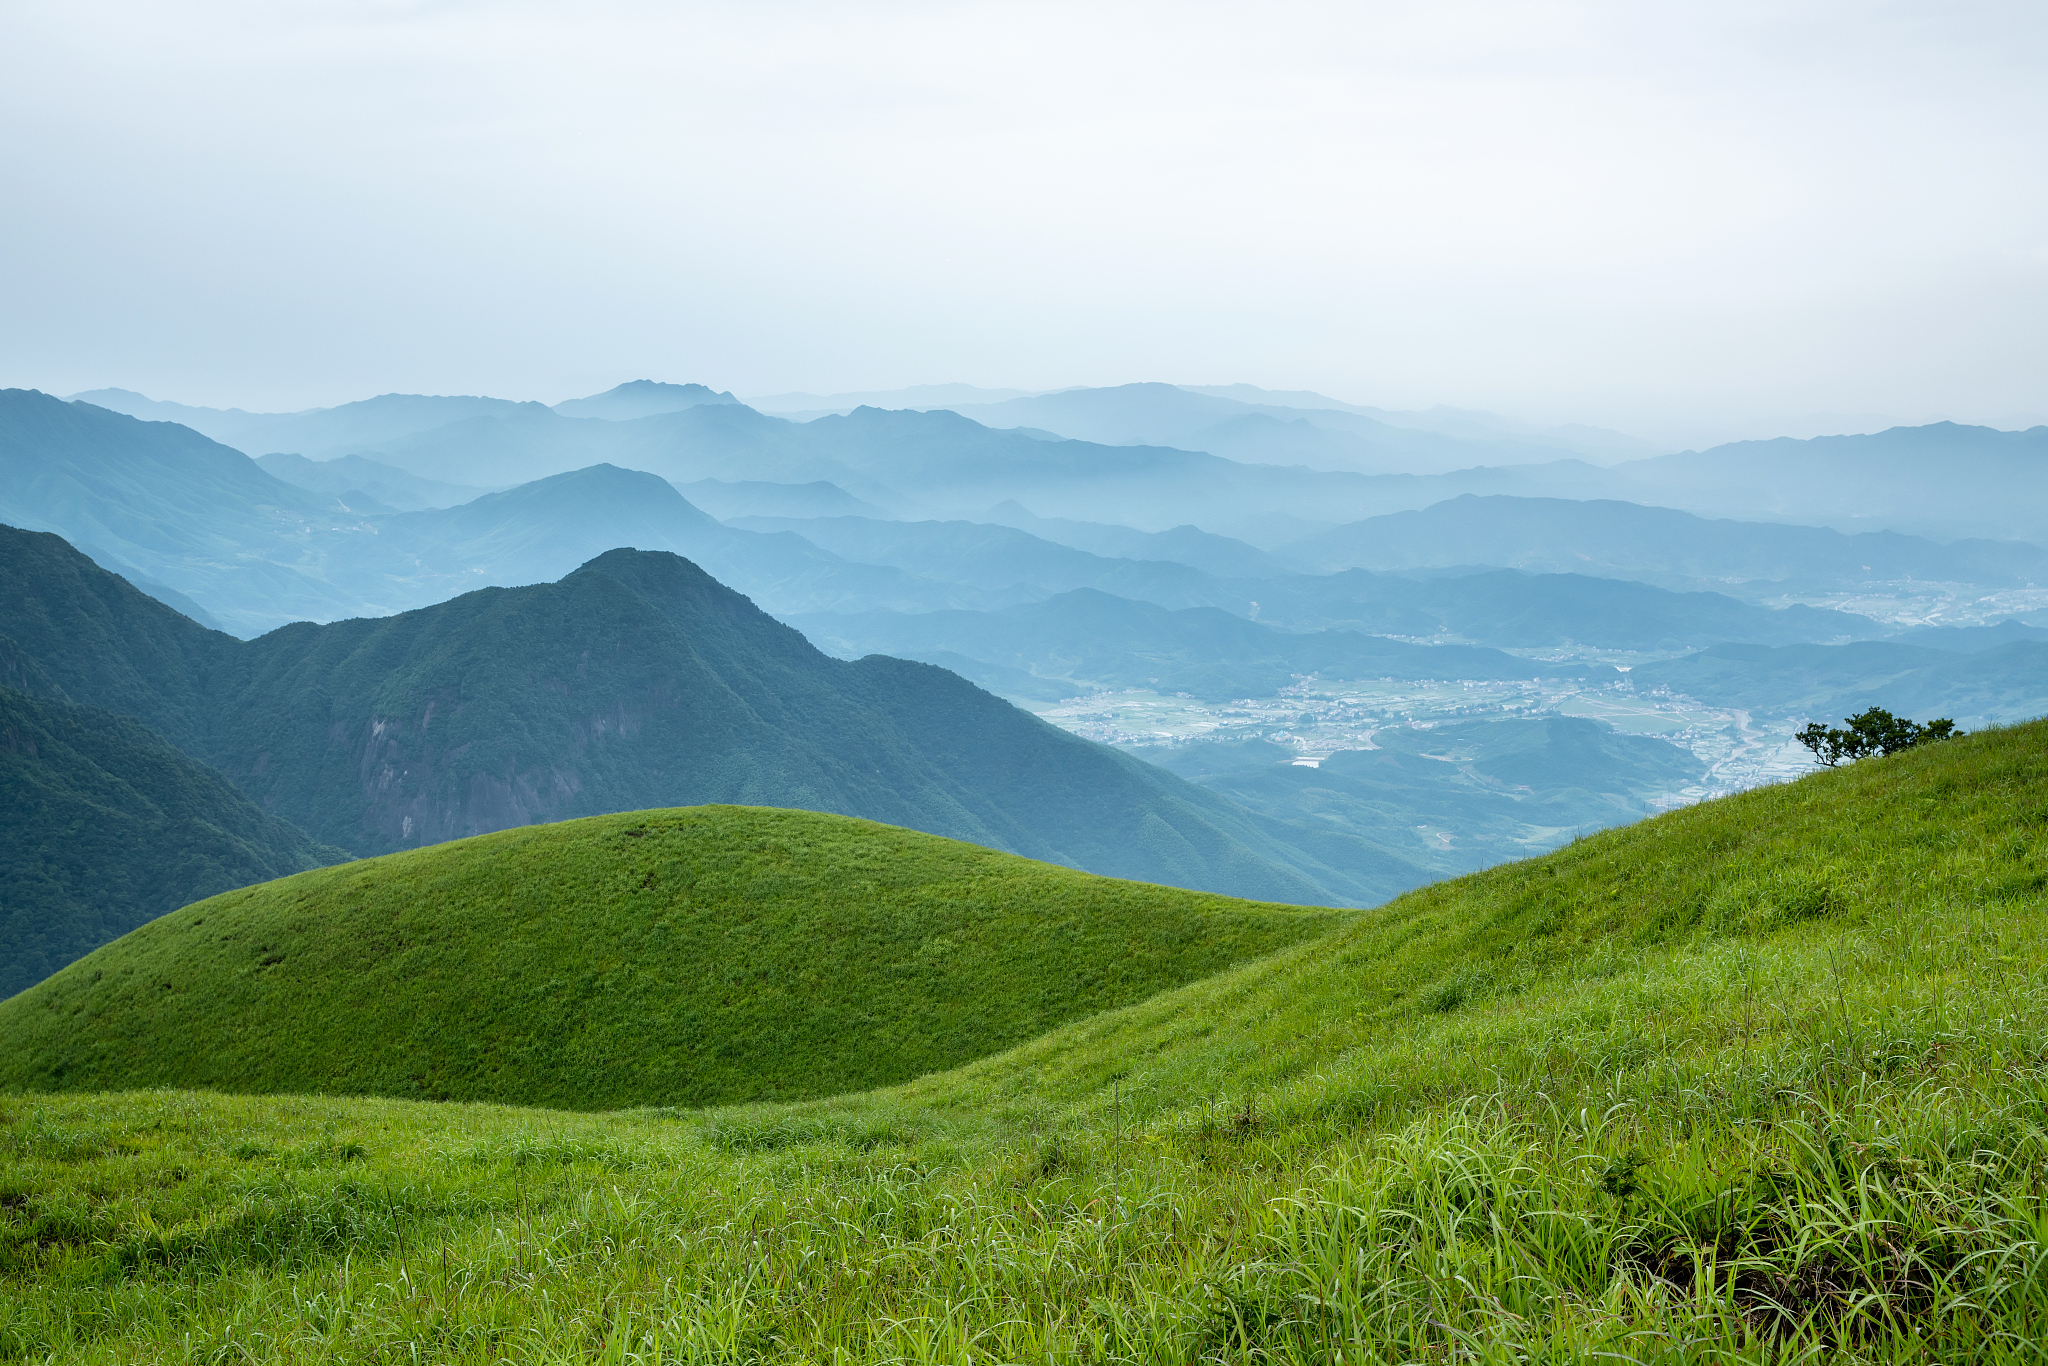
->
552, 381, 740, 421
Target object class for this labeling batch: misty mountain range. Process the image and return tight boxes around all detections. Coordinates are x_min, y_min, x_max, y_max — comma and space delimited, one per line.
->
10, 385, 2043, 645
6, 372, 2046, 996
70, 379, 2048, 545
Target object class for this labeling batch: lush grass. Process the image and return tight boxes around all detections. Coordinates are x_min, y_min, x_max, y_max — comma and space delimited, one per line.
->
0, 806, 1339, 1110
3, 722, 2047, 1361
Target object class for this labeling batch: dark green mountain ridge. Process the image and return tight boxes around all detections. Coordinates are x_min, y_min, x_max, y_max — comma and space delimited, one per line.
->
0, 525, 1423, 904
0, 685, 344, 998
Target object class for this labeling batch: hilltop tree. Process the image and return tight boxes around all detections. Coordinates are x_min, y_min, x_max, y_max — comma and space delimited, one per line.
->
1796, 707, 1960, 767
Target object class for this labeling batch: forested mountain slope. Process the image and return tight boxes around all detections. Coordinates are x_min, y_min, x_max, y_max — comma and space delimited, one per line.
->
0, 526, 1424, 904
0, 686, 344, 997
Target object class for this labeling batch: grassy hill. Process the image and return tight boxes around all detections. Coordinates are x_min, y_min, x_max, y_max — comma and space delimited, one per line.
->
3, 721, 2045, 1361
0, 806, 1340, 1108
0, 687, 346, 998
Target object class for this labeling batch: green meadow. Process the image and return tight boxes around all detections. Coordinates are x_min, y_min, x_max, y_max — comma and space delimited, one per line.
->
4, 721, 2047, 1362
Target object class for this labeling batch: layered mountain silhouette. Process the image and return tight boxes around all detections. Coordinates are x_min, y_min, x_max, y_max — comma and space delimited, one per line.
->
937, 382, 1574, 474
256, 452, 495, 511
15, 390, 1882, 653
552, 380, 740, 421
1634, 640, 2048, 729
793, 589, 1617, 702
1291, 494, 2048, 593
796, 567, 1872, 682
66, 384, 2048, 545
1614, 423, 2048, 544
0, 525, 1427, 908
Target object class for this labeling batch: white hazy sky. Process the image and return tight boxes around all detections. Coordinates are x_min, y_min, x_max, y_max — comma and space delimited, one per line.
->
2, 0, 2044, 445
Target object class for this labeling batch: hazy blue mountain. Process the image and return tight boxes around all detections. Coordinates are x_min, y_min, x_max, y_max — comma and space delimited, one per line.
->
793, 589, 1614, 702
1614, 423, 2048, 543
0, 685, 346, 997
73, 390, 559, 460
62, 388, 283, 449
6, 390, 368, 634
5, 392, 979, 627
1179, 384, 1383, 415
1244, 568, 1871, 649
305, 404, 626, 486
9, 389, 1906, 647
256, 452, 496, 511
679, 479, 892, 521
1181, 386, 1662, 461
1891, 621, 2048, 651
0, 526, 1424, 905
1632, 640, 2048, 729
728, 514, 1234, 610
350, 399, 1623, 527
227, 393, 557, 460
1286, 495, 2048, 595
321, 465, 986, 619
363, 400, 892, 496
940, 382, 1563, 474
1145, 714, 1704, 877
788, 407, 1630, 523
744, 383, 1037, 415
551, 380, 740, 420
979, 501, 1293, 578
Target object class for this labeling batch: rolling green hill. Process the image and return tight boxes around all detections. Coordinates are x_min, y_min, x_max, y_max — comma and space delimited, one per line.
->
0, 687, 346, 998
0, 806, 1340, 1108
4, 719, 2045, 1362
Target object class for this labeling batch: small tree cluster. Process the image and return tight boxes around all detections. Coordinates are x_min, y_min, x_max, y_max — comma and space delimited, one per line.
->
1796, 706, 1960, 767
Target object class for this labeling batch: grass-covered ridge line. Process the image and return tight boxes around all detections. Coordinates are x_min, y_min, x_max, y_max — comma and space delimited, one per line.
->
3, 722, 2046, 1361
0, 806, 1340, 1110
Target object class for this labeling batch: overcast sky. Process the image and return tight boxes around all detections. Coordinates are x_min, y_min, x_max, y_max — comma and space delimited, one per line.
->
2, 0, 2043, 445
